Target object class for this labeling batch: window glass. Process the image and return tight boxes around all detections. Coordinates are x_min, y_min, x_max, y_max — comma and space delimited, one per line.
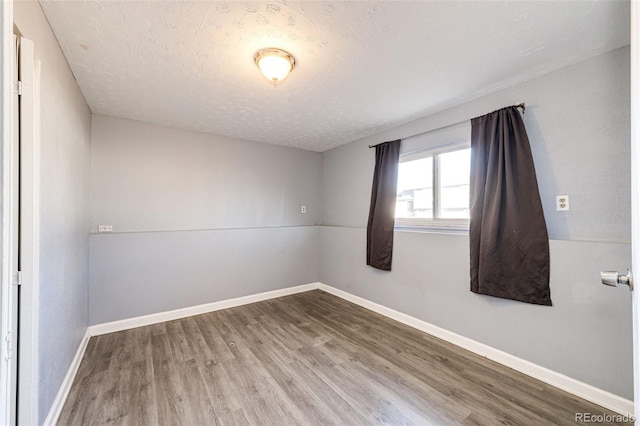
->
438, 148, 470, 219
396, 157, 433, 219
395, 144, 470, 229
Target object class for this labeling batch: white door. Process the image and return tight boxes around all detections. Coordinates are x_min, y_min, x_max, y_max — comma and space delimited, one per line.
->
0, 34, 22, 426
632, 1, 639, 423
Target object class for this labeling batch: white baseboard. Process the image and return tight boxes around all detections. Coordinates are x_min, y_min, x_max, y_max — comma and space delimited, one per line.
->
58, 282, 632, 421
43, 330, 91, 426
88, 283, 320, 336
317, 283, 634, 417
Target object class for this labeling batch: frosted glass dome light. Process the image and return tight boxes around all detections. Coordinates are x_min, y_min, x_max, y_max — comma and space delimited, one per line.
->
254, 48, 296, 85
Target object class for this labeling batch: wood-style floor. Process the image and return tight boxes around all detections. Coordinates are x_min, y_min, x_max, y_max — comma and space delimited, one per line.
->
58, 290, 630, 425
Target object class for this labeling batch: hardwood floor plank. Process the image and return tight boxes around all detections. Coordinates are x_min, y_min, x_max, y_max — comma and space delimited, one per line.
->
59, 290, 632, 426
246, 336, 343, 425
57, 371, 107, 426
217, 357, 275, 426
284, 360, 367, 425
150, 332, 188, 425
166, 320, 194, 363
218, 408, 250, 426
178, 316, 215, 364
192, 314, 235, 363
89, 335, 130, 426
251, 376, 307, 425
194, 355, 240, 417
125, 360, 157, 426
175, 359, 217, 424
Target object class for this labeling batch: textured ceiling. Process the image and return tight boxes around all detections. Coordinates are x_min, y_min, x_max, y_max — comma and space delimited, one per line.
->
40, 0, 630, 152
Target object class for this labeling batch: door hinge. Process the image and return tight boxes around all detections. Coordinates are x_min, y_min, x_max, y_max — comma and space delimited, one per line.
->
14, 271, 22, 286
14, 80, 22, 96
4, 333, 11, 362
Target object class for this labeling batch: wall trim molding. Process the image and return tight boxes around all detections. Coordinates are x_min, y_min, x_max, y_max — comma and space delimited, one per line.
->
317, 283, 634, 417
88, 283, 320, 336
53, 282, 632, 422
43, 330, 91, 426
89, 224, 319, 236
318, 225, 632, 245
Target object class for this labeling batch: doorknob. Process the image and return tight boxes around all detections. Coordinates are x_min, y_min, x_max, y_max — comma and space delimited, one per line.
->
600, 269, 633, 291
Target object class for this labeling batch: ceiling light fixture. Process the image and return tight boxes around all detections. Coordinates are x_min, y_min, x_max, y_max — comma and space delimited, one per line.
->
254, 48, 296, 85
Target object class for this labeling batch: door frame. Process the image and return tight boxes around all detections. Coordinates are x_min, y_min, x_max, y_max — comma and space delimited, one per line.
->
632, 0, 640, 423
0, 0, 17, 424
1, 5, 40, 423
0, 1, 18, 424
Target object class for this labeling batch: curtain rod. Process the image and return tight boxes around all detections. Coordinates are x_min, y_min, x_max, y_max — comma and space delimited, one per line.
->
368, 102, 526, 149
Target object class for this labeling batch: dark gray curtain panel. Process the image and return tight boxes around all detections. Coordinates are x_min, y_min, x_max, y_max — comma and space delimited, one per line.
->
470, 107, 551, 305
367, 139, 401, 271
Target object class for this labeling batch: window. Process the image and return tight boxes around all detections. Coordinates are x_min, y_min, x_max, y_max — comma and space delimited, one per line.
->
395, 143, 470, 230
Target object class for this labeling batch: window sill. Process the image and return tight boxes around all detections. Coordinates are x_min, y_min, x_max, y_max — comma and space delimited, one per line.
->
394, 225, 469, 236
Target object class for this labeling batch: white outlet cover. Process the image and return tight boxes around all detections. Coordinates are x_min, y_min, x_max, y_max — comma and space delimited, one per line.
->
301, 205, 307, 214
98, 224, 113, 233
556, 195, 570, 211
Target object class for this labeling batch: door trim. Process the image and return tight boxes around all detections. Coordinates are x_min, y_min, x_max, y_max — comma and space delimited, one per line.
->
0, 0, 16, 424
631, 0, 640, 422
16, 36, 40, 426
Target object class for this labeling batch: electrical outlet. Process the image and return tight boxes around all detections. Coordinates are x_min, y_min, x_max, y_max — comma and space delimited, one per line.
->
301, 205, 307, 214
556, 195, 570, 211
97, 225, 113, 233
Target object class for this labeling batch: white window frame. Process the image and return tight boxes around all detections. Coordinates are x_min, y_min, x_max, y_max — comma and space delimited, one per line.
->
395, 141, 471, 232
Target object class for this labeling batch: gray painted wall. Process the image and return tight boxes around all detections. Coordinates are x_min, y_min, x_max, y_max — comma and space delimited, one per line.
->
320, 47, 633, 399
91, 115, 320, 232
323, 47, 630, 243
89, 227, 319, 324
89, 116, 321, 324
13, 0, 92, 422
